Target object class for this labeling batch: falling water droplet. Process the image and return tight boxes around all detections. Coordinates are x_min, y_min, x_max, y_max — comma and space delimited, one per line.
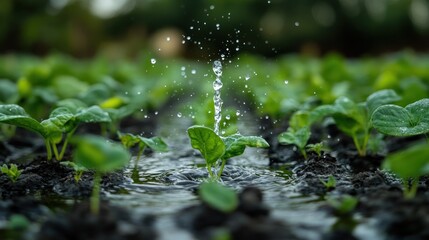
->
177, 112, 182, 118
212, 60, 223, 135
294, 22, 300, 27
151, 58, 157, 64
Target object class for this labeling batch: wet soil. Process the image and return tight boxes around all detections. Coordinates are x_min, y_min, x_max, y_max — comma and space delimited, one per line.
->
1, 113, 428, 240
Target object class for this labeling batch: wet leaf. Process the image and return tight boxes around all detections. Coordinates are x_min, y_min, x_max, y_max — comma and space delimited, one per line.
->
137, 136, 169, 152
222, 134, 269, 160
0, 104, 46, 137
278, 127, 310, 150
382, 142, 429, 179
366, 89, 401, 116
75, 105, 111, 124
73, 135, 130, 173
371, 99, 429, 136
199, 182, 238, 213
187, 126, 225, 165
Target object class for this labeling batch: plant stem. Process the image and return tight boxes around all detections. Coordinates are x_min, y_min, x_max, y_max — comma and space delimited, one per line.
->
207, 164, 215, 179
52, 142, 60, 160
45, 140, 52, 160
352, 135, 364, 156
404, 178, 419, 199
90, 172, 102, 215
135, 146, 145, 168
301, 148, 308, 159
217, 160, 227, 178
58, 128, 76, 160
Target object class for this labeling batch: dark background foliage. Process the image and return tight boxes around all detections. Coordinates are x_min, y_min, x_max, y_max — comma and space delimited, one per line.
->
1, 0, 428, 59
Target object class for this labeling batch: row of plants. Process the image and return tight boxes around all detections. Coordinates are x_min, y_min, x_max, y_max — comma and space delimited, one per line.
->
1, 51, 429, 220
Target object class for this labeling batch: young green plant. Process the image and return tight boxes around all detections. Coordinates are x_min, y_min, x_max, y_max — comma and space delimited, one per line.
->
1, 164, 22, 183
118, 132, 168, 167
187, 126, 269, 180
0, 104, 111, 160
73, 135, 130, 214
382, 142, 429, 199
313, 89, 401, 156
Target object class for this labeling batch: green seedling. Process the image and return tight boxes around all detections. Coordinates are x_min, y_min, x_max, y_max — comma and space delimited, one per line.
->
278, 110, 312, 159
73, 135, 130, 214
118, 132, 168, 167
320, 175, 336, 190
327, 195, 358, 216
307, 142, 329, 158
313, 89, 401, 156
1, 164, 22, 183
371, 98, 429, 137
187, 126, 269, 180
0, 104, 111, 160
199, 181, 238, 213
382, 142, 429, 199
60, 161, 88, 183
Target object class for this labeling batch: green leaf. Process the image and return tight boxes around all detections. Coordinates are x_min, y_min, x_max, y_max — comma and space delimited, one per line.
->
222, 134, 269, 160
309, 105, 337, 124
0, 104, 46, 137
118, 132, 140, 148
56, 98, 88, 112
289, 110, 310, 130
382, 142, 429, 179
278, 127, 310, 150
41, 107, 75, 136
73, 135, 130, 173
366, 89, 401, 116
371, 99, 429, 136
199, 182, 238, 213
187, 126, 225, 165
53, 76, 89, 99
137, 136, 169, 152
75, 106, 111, 124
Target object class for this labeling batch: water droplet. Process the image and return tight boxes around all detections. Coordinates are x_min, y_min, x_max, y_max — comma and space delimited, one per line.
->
210, 5, 215, 10
137, 91, 141, 95
177, 112, 182, 118
151, 58, 157, 64
236, 110, 240, 116
191, 69, 196, 74
225, 115, 231, 120
284, 80, 289, 85
166, 37, 171, 41
213, 60, 222, 77
294, 21, 300, 27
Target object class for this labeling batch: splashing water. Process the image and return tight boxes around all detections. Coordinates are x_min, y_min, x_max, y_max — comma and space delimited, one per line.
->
212, 60, 223, 135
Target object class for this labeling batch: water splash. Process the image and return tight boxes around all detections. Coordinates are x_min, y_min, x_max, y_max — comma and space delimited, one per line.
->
212, 60, 223, 135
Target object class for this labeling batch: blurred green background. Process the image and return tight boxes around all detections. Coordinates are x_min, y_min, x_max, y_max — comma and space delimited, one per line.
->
1, 0, 429, 59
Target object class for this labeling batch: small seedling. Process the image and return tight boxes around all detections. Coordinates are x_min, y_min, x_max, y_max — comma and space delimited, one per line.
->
118, 132, 168, 167
188, 126, 269, 180
278, 110, 311, 159
199, 181, 238, 213
1, 164, 22, 182
327, 195, 358, 217
0, 104, 111, 160
60, 161, 87, 183
320, 175, 336, 190
313, 89, 401, 156
306, 142, 329, 158
73, 135, 130, 214
382, 142, 429, 199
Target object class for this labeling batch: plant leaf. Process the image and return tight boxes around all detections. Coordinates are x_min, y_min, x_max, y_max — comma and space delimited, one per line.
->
187, 126, 225, 165
278, 127, 310, 150
73, 135, 130, 173
222, 134, 269, 160
366, 89, 401, 116
199, 182, 238, 213
382, 142, 429, 179
371, 99, 429, 136
0, 104, 46, 137
137, 136, 169, 152
75, 106, 111, 124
